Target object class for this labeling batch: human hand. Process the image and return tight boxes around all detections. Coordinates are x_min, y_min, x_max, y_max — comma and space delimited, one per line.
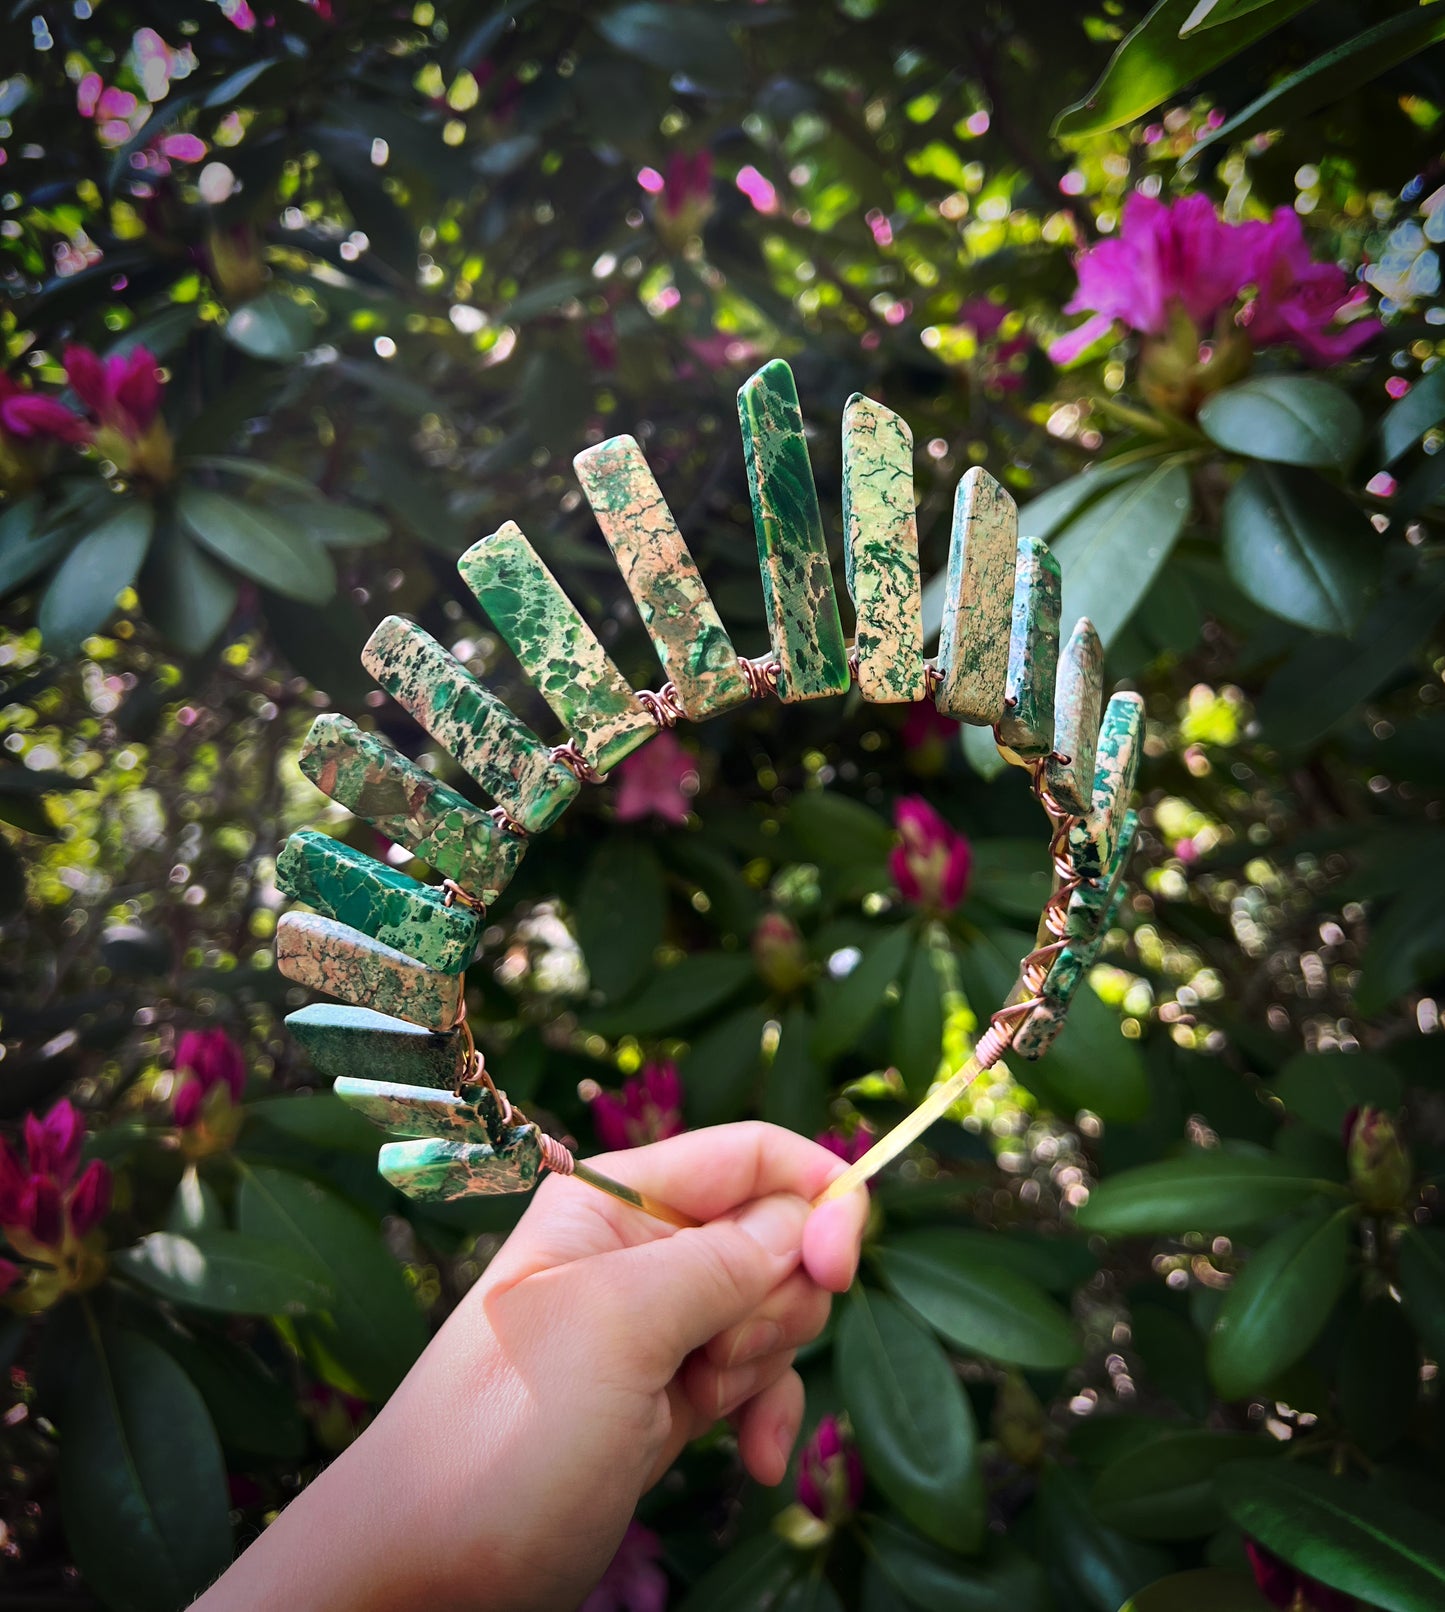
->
193, 1122, 867, 1612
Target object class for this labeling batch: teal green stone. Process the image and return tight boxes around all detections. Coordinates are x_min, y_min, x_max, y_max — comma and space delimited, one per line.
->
362, 615, 578, 834
459, 521, 655, 773
737, 360, 849, 702
1067, 691, 1145, 881
936, 468, 1018, 725
574, 435, 749, 721
841, 394, 927, 703
379, 1129, 544, 1201
1066, 810, 1139, 942
997, 536, 1061, 758
333, 1077, 496, 1142
1044, 619, 1103, 816
286, 1003, 470, 1089
299, 713, 525, 903
276, 829, 482, 975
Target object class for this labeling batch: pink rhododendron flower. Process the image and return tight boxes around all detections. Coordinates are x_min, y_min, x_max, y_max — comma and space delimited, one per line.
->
580, 1520, 668, 1612
613, 731, 698, 826
1239, 208, 1381, 364
62, 344, 173, 480
816, 1126, 871, 1167
751, 911, 810, 994
0, 373, 89, 445
890, 797, 971, 912
590, 1063, 685, 1151
661, 151, 711, 219
735, 165, 778, 215
173, 1026, 248, 1128
797, 1416, 864, 1524
0, 1098, 112, 1294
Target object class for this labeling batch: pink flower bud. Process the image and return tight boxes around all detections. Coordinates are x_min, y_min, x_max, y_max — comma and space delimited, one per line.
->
24, 1098, 84, 1187
67, 1160, 112, 1238
22, 1177, 64, 1249
751, 912, 810, 995
796, 1415, 864, 1523
0, 1138, 24, 1224
590, 1062, 686, 1151
816, 1126, 872, 1168
175, 1027, 248, 1103
889, 796, 971, 912
1345, 1106, 1411, 1214
172, 1076, 205, 1130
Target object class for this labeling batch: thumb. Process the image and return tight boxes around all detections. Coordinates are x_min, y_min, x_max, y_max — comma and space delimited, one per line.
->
589, 1194, 809, 1375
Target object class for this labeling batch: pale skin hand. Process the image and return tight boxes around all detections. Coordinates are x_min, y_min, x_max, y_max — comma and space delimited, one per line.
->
193, 1123, 868, 1612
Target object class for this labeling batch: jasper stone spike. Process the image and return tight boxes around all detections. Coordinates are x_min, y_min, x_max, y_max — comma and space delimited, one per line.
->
276, 911, 464, 1032
332, 1077, 494, 1143
276, 830, 482, 975
362, 615, 577, 833
574, 436, 750, 720
459, 522, 655, 775
299, 714, 525, 902
737, 359, 850, 701
1013, 874, 1130, 1061
841, 395, 927, 704
1044, 619, 1103, 816
935, 468, 1019, 725
379, 1130, 544, 1201
1068, 691, 1146, 881
997, 537, 1062, 758
286, 1002, 469, 1089
1066, 810, 1138, 940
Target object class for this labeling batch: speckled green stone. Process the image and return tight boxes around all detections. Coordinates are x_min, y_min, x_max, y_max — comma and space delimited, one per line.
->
1044, 619, 1103, 816
276, 830, 481, 974
841, 394, 927, 704
997, 537, 1061, 758
935, 468, 1019, 725
1012, 874, 1131, 1062
286, 1002, 470, 1089
362, 614, 577, 833
1067, 691, 1145, 881
737, 360, 849, 702
574, 435, 749, 721
1067, 810, 1138, 941
379, 1130, 544, 1200
276, 911, 464, 1032
299, 714, 525, 902
459, 522, 654, 775
333, 1077, 495, 1142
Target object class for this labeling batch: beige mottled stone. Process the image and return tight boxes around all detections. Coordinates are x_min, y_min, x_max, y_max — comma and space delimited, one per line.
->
574, 436, 749, 720
1045, 619, 1103, 816
1067, 691, 1145, 881
275, 911, 464, 1032
935, 468, 1019, 725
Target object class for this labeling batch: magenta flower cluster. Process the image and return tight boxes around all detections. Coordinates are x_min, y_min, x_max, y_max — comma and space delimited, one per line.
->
797, 1415, 865, 1524
0, 1099, 110, 1293
173, 1026, 248, 1127
590, 1063, 686, 1151
890, 797, 972, 913
1052, 193, 1378, 366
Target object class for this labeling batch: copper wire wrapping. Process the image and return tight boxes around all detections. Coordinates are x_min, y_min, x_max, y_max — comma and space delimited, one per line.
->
637, 682, 688, 729
440, 878, 488, 915
549, 738, 608, 785
740, 656, 781, 698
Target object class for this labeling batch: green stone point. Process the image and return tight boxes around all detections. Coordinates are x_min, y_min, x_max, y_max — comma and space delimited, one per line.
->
362, 614, 578, 833
737, 359, 849, 702
332, 1076, 495, 1142
286, 1002, 471, 1089
935, 467, 1019, 725
997, 536, 1062, 758
276, 911, 465, 1033
1068, 691, 1145, 881
379, 1131, 545, 1201
1045, 618, 1103, 817
276, 829, 482, 975
299, 713, 525, 903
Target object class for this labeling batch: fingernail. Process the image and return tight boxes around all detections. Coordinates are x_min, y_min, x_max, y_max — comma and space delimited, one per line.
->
728, 1319, 783, 1367
736, 1195, 806, 1258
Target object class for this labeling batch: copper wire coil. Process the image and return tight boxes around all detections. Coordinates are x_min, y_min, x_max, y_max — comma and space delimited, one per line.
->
740, 656, 781, 698
549, 738, 608, 785
637, 683, 688, 729
536, 1133, 577, 1175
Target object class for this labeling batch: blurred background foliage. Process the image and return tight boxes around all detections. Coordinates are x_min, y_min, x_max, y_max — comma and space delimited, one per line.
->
3, 1, 1445, 1608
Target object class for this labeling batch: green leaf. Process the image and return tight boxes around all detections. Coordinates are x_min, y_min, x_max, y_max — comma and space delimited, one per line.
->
117, 1230, 336, 1315
237, 1164, 427, 1400
1339, 1295, 1418, 1457
165, 1166, 223, 1235
576, 837, 667, 1001
1092, 1432, 1276, 1539
894, 930, 948, 1099
223, 290, 314, 361
675, 1534, 802, 1612
1120, 1569, 1274, 1611
1197, 377, 1364, 471
264, 591, 374, 703
183, 455, 321, 496
787, 789, 895, 867
1024, 982, 1150, 1124
1356, 879, 1445, 1016
1208, 1208, 1353, 1399
245, 1093, 385, 1154
968, 841, 1052, 923
141, 521, 239, 657
1188, 7, 1445, 158
269, 499, 389, 548
152, 1329, 306, 1464
761, 1007, 830, 1135
0, 493, 64, 598
585, 953, 754, 1037
1216, 1461, 1445, 1612
1035, 1462, 1173, 1612
1053, 0, 1317, 136
960, 721, 1008, 781
594, 4, 746, 89
681, 1003, 770, 1128
835, 1286, 984, 1551
1221, 464, 1379, 634
1271, 1051, 1402, 1136
37, 502, 154, 654
1397, 1226, 1445, 1362
1380, 365, 1445, 465
865, 1516, 1049, 1611
875, 1228, 1079, 1369
58, 1320, 232, 1612
1019, 461, 1150, 541
1180, 0, 1305, 33
1129, 1303, 1210, 1418
178, 486, 335, 604
1076, 1151, 1343, 1237
811, 924, 913, 1063
1050, 460, 1192, 647
202, 57, 276, 108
